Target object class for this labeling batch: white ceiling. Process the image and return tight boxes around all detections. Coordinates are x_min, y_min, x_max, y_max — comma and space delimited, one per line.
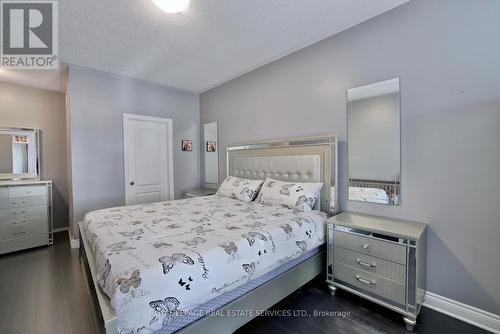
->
59, 0, 409, 92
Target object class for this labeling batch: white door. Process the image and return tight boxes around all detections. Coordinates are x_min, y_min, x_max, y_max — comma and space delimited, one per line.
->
123, 113, 174, 205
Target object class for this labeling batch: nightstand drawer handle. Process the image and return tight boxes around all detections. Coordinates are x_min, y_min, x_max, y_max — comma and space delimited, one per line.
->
12, 231, 27, 236
356, 259, 376, 269
361, 243, 369, 249
355, 275, 375, 285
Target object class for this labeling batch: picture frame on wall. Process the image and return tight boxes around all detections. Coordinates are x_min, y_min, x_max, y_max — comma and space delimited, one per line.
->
206, 141, 216, 152
182, 140, 192, 151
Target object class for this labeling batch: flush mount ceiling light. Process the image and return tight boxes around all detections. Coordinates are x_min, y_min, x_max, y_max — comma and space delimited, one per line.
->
151, 0, 190, 13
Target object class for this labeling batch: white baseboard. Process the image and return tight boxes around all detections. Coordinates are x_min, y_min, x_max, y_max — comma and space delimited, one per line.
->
53, 227, 69, 233
68, 229, 80, 249
424, 292, 500, 333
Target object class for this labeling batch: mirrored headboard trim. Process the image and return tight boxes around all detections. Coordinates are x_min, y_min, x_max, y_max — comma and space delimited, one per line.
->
226, 136, 338, 214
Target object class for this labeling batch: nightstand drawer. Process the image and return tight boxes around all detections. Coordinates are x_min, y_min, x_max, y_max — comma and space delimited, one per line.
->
334, 246, 406, 284
334, 262, 406, 305
0, 196, 47, 209
334, 230, 406, 264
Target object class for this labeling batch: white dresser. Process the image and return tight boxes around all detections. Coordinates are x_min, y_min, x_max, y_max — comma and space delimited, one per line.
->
327, 212, 427, 331
0, 180, 53, 254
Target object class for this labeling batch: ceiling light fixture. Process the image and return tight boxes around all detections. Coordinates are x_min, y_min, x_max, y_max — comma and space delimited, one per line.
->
151, 0, 190, 13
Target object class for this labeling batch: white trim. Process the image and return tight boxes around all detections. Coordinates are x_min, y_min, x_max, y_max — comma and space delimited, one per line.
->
53, 227, 69, 233
68, 229, 79, 249
122, 113, 174, 205
424, 292, 500, 334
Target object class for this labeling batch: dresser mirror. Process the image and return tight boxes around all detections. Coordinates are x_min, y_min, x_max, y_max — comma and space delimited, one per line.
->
203, 121, 219, 186
0, 127, 41, 180
347, 78, 401, 205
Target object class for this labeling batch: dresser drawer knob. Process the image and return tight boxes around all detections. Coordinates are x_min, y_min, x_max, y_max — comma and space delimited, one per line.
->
362, 243, 369, 249
355, 275, 375, 285
12, 231, 27, 236
12, 220, 27, 225
356, 259, 376, 269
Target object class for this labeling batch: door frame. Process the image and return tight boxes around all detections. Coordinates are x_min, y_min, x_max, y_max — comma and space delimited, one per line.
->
123, 113, 174, 205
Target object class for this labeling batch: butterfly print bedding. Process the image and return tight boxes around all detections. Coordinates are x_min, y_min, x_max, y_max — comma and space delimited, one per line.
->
149, 297, 180, 326
83, 195, 326, 333
117, 270, 142, 293
159, 253, 195, 274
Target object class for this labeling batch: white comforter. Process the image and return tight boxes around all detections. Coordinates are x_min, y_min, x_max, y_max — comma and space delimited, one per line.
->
83, 195, 326, 333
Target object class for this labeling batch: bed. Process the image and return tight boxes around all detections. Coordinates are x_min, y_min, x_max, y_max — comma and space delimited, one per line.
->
79, 136, 338, 334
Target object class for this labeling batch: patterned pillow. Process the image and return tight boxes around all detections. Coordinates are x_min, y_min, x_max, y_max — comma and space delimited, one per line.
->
256, 177, 323, 212
216, 176, 264, 203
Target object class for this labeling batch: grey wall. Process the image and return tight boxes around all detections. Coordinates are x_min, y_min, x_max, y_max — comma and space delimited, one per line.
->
201, 0, 500, 315
349, 93, 399, 181
0, 82, 69, 230
67, 66, 200, 237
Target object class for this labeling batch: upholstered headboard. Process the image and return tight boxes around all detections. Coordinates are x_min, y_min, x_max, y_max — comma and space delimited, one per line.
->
226, 136, 338, 214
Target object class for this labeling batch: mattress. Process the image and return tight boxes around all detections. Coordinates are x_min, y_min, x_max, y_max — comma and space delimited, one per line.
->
83, 195, 327, 333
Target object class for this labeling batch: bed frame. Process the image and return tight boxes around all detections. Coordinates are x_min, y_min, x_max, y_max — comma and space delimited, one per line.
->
79, 135, 338, 334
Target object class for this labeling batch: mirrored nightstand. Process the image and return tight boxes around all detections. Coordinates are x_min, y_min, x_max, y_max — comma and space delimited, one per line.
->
184, 188, 217, 198
326, 212, 427, 331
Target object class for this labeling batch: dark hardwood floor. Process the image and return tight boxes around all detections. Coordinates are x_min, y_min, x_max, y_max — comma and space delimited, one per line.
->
0, 232, 489, 334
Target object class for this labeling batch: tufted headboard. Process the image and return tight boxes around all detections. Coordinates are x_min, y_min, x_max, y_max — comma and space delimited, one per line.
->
226, 136, 338, 214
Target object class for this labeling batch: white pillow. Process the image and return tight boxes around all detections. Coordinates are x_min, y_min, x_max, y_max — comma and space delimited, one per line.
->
216, 176, 263, 203
256, 177, 323, 212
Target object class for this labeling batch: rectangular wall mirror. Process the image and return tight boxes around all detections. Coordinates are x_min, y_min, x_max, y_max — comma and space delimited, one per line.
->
203, 121, 219, 186
0, 127, 41, 180
347, 78, 401, 205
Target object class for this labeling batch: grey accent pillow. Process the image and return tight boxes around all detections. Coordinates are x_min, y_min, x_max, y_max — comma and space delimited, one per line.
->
216, 176, 263, 203
256, 177, 323, 212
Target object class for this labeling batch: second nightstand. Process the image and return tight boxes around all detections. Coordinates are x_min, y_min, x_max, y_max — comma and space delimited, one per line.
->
184, 188, 217, 198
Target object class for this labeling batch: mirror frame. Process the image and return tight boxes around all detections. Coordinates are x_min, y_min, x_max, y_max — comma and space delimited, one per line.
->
347, 78, 401, 205
203, 121, 219, 187
0, 126, 41, 180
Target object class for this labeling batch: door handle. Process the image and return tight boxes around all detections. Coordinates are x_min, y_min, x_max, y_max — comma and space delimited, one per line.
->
130, 181, 135, 186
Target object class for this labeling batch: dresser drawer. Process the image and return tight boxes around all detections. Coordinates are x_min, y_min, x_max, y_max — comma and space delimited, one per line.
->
0, 205, 47, 221
334, 230, 406, 265
334, 262, 406, 305
8, 185, 47, 198
334, 246, 406, 284
0, 196, 47, 209
0, 215, 47, 231
0, 223, 48, 242
0, 233, 48, 254
0, 187, 8, 199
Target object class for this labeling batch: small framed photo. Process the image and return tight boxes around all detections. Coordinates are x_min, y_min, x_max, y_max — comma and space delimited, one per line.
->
206, 141, 216, 152
181, 140, 192, 151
